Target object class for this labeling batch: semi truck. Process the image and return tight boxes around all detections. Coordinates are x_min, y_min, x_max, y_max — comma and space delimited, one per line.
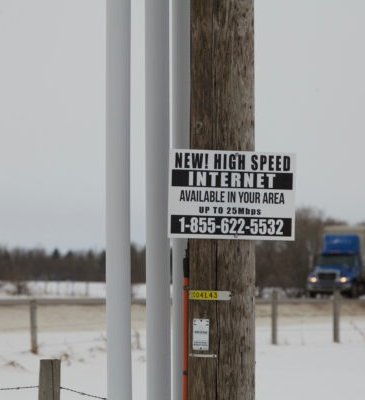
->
307, 226, 365, 298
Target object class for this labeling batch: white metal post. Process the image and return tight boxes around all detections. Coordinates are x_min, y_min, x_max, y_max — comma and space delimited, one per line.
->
171, 0, 190, 399
145, 1, 171, 400
106, 1, 132, 400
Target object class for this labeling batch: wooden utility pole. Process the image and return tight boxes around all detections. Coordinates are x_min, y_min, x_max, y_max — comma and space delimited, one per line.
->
189, 1, 255, 400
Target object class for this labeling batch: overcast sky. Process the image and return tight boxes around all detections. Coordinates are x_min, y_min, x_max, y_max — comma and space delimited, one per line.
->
0, 0, 364, 252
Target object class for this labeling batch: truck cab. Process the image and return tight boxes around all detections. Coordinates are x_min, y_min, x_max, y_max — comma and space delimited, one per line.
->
307, 228, 365, 298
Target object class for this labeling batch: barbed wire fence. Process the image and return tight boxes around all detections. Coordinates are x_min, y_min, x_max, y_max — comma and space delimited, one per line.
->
0, 384, 107, 399
60, 386, 107, 399
0, 385, 38, 392
0, 359, 107, 400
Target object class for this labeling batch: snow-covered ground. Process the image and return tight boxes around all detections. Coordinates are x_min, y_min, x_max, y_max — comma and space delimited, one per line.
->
0, 281, 148, 301
1, 303, 365, 400
2, 323, 365, 400
0, 281, 107, 299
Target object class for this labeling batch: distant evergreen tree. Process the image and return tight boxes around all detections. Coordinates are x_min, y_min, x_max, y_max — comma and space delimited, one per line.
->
52, 248, 61, 260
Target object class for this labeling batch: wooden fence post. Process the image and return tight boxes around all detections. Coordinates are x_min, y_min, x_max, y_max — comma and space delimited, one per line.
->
271, 290, 278, 345
333, 290, 340, 343
30, 299, 38, 354
38, 359, 61, 400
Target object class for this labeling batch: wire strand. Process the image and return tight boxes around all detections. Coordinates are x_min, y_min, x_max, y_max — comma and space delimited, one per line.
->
61, 386, 107, 399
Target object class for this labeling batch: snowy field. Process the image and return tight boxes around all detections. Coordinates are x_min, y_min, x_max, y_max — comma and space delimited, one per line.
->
0, 281, 146, 301
0, 281, 107, 299
1, 283, 365, 400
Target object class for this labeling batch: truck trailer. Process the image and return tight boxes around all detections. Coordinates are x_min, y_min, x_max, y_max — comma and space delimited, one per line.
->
307, 226, 365, 298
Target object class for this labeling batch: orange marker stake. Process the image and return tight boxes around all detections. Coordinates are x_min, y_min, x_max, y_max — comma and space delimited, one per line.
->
183, 250, 189, 400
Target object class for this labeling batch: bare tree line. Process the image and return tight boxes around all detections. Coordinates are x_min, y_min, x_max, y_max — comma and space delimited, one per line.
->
0, 207, 354, 292
0, 244, 145, 285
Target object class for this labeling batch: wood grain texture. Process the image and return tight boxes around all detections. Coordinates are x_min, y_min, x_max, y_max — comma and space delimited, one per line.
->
30, 299, 38, 354
38, 359, 61, 400
189, 1, 255, 399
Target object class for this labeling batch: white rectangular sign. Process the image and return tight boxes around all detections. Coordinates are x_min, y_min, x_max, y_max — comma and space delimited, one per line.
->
168, 149, 295, 240
192, 319, 210, 351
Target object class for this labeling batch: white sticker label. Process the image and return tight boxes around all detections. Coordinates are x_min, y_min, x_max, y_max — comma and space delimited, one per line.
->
192, 319, 210, 351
